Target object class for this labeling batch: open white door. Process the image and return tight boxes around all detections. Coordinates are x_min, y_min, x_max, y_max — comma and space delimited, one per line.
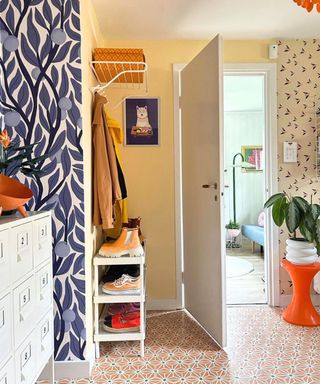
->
181, 35, 226, 347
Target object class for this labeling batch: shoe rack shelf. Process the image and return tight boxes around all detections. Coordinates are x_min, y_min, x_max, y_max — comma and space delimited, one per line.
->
93, 246, 146, 358
94, 284, 145, 304
93, 255, 145, 265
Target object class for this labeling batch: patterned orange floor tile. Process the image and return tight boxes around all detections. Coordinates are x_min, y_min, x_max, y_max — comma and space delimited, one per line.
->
52, 307, 320, 383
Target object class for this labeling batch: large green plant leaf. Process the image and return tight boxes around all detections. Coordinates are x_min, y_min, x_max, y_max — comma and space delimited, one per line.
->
272, 196, 287, 227
285, 200, 301, 233
264, 193, 285, 209
309, 204, 320, 220
314, 219, 320, 247
293, 196, 309, 213
299, 222, 314, 242
304, 212, 316, 234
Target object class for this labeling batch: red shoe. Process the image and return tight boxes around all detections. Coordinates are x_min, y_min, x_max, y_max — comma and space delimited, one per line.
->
103, 311, 140, 333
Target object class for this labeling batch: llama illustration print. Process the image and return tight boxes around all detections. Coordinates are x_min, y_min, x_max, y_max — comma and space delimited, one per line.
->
131, 106, 153, 136
125, 97, 160, 145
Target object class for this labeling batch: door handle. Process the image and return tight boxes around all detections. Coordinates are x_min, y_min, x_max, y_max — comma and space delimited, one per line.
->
202, 183, 218, 190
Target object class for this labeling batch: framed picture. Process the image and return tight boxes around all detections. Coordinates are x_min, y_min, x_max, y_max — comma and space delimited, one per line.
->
124, 97, 160, 146
241, 145, 263, 172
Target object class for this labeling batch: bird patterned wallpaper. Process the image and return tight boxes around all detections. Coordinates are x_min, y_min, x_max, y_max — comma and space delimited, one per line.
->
277, 39, 320, 295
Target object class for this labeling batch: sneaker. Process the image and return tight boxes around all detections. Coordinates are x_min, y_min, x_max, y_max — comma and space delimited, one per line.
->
101, 265, 139, 283
106, 302, 140, 316
99, 228, 144, 258
103, 312, 140, 333
102, 274, 140, 295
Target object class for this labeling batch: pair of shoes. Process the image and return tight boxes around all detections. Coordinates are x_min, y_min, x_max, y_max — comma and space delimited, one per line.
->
103, 311, 140, 333
101, 265, 139, 283
106, 302, 140, 316
102, 274, 140, 295
99, 227, 144, 258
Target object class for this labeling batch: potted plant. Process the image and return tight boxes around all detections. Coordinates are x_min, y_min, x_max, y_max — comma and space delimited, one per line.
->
0, 129, 47, 216
264, 192, 320, 264
225, 220, 241, 238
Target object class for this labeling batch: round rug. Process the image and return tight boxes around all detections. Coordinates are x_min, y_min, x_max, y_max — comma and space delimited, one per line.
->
226, 256, 254, 278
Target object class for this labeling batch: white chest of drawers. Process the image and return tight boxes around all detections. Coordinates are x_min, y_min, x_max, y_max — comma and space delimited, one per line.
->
0, 212, 54, 384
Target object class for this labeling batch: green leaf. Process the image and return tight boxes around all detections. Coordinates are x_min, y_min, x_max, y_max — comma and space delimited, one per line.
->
11, 142, 39, 151
264, 193, 285, 209
272, 196, 287, 227
315, 219, 320, 246
308, 204, 320, 221
299, 222, 314, 242
293, 196, 309, 213
21, 154, 48, 165
304, 213, 316, 234
285, 200, 301, 233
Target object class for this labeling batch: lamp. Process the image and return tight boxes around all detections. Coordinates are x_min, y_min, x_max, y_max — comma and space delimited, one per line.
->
293, 0, 320, 13
231, 153, 255, 223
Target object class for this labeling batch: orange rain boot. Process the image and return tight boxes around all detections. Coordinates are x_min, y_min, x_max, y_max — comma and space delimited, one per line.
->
99, 228, 144, 258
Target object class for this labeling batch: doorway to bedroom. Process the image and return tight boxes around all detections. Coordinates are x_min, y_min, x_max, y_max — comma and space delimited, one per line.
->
224, 72, 267, 305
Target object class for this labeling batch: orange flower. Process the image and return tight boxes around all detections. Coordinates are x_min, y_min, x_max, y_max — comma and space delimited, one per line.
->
0, 130, 11, 149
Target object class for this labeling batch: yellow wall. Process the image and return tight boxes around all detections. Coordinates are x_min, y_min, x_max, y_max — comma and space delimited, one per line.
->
102, 39, 275, 302
80, 0, 104, 358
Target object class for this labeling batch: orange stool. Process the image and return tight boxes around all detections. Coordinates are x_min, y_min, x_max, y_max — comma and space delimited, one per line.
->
281, 259, 320, 326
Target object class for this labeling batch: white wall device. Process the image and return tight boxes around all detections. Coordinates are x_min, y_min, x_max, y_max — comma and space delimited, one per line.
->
269, 44, 278, 60
283, 141, 298, 163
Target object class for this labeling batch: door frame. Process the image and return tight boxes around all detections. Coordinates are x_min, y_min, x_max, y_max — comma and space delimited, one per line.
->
174, 62, 279, 308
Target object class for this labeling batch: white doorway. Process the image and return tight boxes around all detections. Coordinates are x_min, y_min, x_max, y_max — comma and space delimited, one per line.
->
224, 72, 267, 305
174, 62, 279, 312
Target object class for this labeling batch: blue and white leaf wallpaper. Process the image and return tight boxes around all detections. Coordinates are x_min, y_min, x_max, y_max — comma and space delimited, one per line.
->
0, 0, 86, 360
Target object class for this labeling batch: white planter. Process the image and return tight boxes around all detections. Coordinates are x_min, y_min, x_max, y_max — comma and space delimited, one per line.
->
286, 238, 318, 265
227, 228, 240, 238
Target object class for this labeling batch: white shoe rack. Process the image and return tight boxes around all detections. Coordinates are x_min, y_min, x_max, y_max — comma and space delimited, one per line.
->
93, 245, 146, 358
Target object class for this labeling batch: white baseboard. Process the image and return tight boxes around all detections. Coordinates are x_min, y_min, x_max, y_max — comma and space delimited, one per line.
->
279, 294, 320, 307
54, 359, 92, 379
146, 299, 178, 310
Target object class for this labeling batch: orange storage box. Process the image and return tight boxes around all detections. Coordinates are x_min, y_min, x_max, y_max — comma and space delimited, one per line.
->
93, 48, 145, 84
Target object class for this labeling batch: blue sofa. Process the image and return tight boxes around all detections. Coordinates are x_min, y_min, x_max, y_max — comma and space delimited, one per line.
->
242, 224, 264, 251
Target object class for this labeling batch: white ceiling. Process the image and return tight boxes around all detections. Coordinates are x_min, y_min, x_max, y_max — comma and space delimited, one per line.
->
91, 0, 320, 40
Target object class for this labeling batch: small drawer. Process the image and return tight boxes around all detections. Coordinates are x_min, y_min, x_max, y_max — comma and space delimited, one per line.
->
0, 294, 12, 366
15, 333, 36, 384
0, 230, 10, 294
36, 263, 52, 318
33, 217, 51, 267
36, 312, 53, 373
10, 223, 33, 284
13, 276, 35, 348
0, 358, 14, 384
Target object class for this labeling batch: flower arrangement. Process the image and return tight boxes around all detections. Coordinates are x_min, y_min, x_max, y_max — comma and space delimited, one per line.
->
0, 128, 46, 176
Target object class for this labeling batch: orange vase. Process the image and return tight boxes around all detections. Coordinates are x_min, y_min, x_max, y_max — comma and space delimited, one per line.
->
0, 174, 33, 217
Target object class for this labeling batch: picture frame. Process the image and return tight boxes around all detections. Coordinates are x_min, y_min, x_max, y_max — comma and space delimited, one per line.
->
124, 97, 160, 146
241, 145, 263, 172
